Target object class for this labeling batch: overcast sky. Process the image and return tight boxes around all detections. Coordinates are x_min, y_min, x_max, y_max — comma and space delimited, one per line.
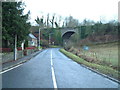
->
21, 0, 119, 25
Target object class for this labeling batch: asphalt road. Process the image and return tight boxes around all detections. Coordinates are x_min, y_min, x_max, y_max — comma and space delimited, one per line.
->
2, 48, 119, 88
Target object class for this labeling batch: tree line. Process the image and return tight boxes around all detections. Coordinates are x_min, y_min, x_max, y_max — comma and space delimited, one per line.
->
34, 13, 118, 47
70, 20, 118, 46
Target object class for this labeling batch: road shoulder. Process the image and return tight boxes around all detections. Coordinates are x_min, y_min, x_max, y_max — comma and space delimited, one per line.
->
1, 50, 43, 72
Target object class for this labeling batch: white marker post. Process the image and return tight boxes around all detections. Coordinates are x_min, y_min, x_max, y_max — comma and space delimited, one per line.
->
39, 28, 41, 50
14, 34, 17, 60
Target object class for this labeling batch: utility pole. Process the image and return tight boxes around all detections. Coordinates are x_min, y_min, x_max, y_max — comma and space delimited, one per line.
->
14, 34, 17, 60
49, 33, 51, 45
39, 28, 41, 50
49, 33, 54, 45
36, 16, 44, 50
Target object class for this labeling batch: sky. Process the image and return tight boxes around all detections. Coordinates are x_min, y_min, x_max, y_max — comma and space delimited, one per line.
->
21, 0, 119, 25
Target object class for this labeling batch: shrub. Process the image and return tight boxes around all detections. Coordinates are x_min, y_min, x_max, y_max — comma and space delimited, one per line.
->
41, 39, 49, 47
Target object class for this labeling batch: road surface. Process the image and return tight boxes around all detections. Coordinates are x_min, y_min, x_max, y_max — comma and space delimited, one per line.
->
2, 48, 119, 88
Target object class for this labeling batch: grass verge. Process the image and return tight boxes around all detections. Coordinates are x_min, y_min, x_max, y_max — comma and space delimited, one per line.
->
60, 48, 120, 81
49, 45, 61, 48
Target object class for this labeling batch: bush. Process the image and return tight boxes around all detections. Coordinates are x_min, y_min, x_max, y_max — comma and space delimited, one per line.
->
41, 39, 49, 47
64, 41, 74, 50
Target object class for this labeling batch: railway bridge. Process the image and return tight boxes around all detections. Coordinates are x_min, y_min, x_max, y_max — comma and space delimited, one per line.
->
31, 27, 78, 45
61, 27, 78, 45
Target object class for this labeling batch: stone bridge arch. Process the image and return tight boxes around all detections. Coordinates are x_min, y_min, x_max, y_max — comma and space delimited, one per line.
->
61, 28, 78, 45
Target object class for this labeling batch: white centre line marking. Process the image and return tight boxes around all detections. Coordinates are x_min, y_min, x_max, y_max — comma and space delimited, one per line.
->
51, 50, 58, 89
0, 64, 23, 74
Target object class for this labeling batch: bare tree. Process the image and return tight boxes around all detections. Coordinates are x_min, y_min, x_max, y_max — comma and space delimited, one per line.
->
82, 19, 95, 26
47, 13, 50, 28
58, 15, 62, 26
65, 17, 68, 27
64, 15, 79, 27
50, 14, 55, 28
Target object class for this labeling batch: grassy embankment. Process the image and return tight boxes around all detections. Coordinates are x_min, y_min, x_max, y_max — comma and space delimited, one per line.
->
60, 42, 119, 80
78, 42, 118, 68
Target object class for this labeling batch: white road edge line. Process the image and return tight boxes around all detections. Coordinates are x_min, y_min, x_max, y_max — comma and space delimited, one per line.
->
0, 64, 23, 74
51, 50, 58, 89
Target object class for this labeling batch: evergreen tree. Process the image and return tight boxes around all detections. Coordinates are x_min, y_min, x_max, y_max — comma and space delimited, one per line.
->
2, 1, 30, 48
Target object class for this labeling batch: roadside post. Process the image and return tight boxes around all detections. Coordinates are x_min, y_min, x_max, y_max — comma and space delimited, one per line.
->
38, 27, 41, 50
14, 34, 17, 60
